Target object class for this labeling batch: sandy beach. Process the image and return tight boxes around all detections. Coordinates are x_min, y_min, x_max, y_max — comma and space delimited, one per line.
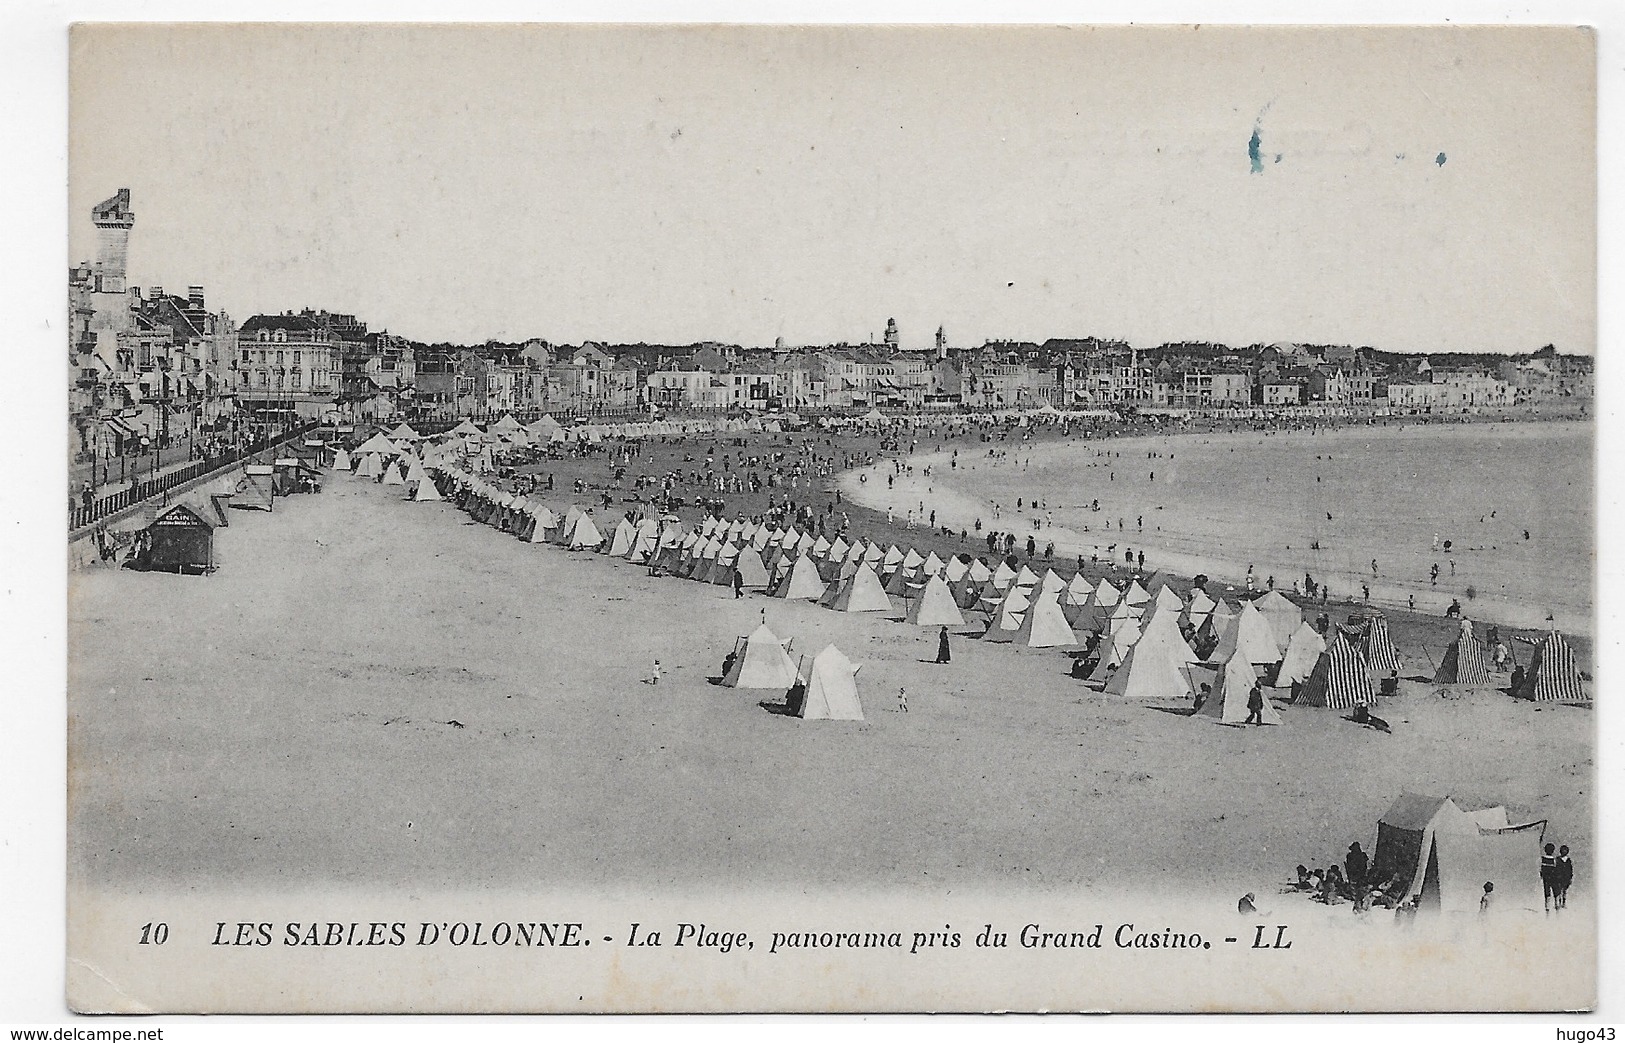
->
68, 457, 1595, 906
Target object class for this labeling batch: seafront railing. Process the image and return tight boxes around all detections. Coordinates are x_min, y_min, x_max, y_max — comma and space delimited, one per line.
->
68, 421, 322, 532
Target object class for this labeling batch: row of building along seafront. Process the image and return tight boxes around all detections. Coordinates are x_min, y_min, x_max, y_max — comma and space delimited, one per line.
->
71, 187, 1592, 472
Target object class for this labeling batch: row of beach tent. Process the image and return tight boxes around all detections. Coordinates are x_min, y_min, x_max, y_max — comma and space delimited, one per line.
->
336, 423, 1588, 713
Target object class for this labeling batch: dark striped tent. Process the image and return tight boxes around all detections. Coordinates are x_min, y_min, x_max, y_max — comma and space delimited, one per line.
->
1514, 630, 1587, 702
1295, 632, 1374, 709
1434, 623, 1490, 686
1343, 613, 1402, 676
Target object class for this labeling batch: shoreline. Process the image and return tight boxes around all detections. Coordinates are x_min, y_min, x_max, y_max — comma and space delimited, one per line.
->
834, 419, 1592, 637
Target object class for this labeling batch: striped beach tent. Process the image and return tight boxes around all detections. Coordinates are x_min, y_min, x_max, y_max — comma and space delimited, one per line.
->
1295, 632, 1374, 709
1434, 620, 1490, 686
1347, 613, 1402, 676
1514, 630, 1586, 702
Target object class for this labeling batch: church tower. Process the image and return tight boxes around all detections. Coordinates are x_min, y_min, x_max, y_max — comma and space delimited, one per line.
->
883, 317, 899, 353
935, 325, 946, 360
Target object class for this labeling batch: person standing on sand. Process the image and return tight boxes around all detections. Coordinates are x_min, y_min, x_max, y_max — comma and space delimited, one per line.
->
1556, 846, 1573, 910
1479, 881, 1495, 917
1541, 843, 1559, 911
936, 626, 952, 664
732, 570, 744, 599
1245, 682, 1265, 725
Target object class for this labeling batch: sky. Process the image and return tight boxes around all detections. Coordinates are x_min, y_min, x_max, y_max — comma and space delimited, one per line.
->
69, 24, 1596, 352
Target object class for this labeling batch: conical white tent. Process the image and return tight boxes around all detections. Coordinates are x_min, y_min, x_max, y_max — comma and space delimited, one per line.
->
1104, 628, 1196, 700
332, 449, 352, 471
608, 518, 636, 557
1209, 602, 1281, 667
1251, 590, 1303, 653
1088, 615, 1143, 683
722, 624, 799, 689
905, 575, 966, 627
771, 555, 827, 600
567, 514, 604, 550
1275, 621, 1327, 688
354, 453, 383, 478
411, 476, 443, 501
1012, 593, 1078, 649
1122, 579, 1151, 606
829, 562, 892, 613
796, 645, 864, 721
733, 547, 771, 589
1198, 655, 1281, 724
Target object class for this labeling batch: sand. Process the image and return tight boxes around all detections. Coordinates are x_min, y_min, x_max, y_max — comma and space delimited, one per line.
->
68, 457, 1594, 906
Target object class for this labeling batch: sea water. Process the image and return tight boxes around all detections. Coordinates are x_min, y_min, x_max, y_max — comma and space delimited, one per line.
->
840, 419, 1593, 634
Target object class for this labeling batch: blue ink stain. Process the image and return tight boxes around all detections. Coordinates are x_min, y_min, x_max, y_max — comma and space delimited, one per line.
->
1436, 152, 1447, 166
1249, 124, 1263, 174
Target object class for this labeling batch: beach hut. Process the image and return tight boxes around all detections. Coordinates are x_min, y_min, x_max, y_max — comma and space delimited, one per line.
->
1294, 632, 1374, 709
904, 575, 966, 627
138, 503, 216, 574
795, 645, 864, 721
722, 624, 799, 689
1434, 620, 1491, 686
1198, 655, 1280, 725
1370, 794, 1546, 914
770, 554, 826, 600
1513, 630, 1586, 702
1275, 621, 1327, 688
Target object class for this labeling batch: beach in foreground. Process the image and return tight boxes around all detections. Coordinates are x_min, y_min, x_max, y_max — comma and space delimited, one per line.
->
68, 468, 1594, 902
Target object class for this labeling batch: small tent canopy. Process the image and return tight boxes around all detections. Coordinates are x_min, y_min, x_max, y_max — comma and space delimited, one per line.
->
568, 513, 604, 550
352, 432, 400, 457
332, 448, 352, 471
449, 418, 483, 436
233, 465, 276, 511
1435, 620, 1491, 686
771, 554, 827, 600
1198, 655, 1280, 724
1251, 590, 1303, 652
1346, 613, 1403, 676
733, 547, 771, 589
1514, 630, 1587, 702
1184, 588, 1216, 628
1294, 632, 1374, 709
411, 475, 443, 501
1122, 579, 1151, 606
1210, 602, 1282, 667
722, 624, 799, 689
905, 575, 967, 627
829, 562, 892, 613
1087, 615, 1143, 682
796, 645, 864, 721
1371, 794, 1545, 914
1275, 621, 1327, 688
386, 422, 420, 441
1104, 622, 1197, 699
1013, 593, 1078, 649
608, 517, 636, 557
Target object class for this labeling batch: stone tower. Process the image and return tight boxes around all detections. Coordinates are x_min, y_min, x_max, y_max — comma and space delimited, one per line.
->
883, 317, 899, 353
92, 188, 134, 294
935, 325, 946, 360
